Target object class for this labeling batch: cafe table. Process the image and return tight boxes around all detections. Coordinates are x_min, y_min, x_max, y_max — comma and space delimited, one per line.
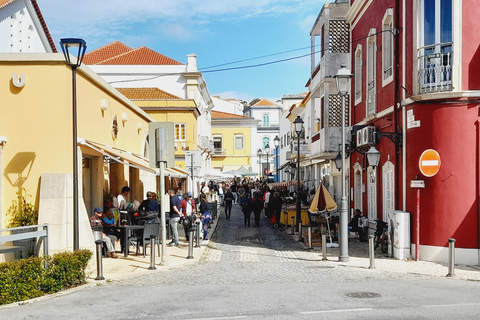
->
105, 224, 144, 257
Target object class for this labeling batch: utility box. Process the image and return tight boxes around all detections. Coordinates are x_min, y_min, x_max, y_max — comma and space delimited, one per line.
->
388, 210, 411, 260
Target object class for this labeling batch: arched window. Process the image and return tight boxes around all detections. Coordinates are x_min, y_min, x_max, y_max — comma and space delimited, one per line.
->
262, 137, 270, 149
263, 113, 269, 126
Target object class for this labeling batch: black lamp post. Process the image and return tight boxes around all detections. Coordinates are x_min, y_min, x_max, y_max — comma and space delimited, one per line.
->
265, 144, 270, 180
274, 135, 280, 182
257, 148, 262, 180
335, 64, 353, 262
60, 38, 87, 251
293, 116, 304, 226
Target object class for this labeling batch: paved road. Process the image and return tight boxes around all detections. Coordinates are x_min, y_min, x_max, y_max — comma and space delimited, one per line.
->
2, 203, 480, 319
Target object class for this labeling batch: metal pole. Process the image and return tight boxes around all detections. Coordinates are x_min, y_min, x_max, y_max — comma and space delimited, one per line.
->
159, 161, 168, 266
72, 66, 79, 251
369, 235, 375, 269
339, 93, 349, 262
322, 233, 327, 260
266, 151, 269, 178
95, 240, 104, 280
296, 133, 301, 229
307, 226, 312, 249
195, 221, 201, 248
446, 238, 456, 277
298, 221, 303, 242
291, 216, 295, 235
187, 229, 194, 259
148, 235, 156, 270
190, 153, 194, 199
276, 146, 279, 182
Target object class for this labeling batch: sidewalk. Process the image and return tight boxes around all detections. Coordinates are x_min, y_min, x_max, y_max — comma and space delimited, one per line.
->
85, 216, 218, 283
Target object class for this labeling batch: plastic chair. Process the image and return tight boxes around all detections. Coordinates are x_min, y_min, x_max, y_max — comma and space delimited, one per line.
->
135, 223, 161, 257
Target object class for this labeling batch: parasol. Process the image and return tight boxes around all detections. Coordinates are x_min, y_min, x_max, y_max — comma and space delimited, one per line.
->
309, 184, 338, 247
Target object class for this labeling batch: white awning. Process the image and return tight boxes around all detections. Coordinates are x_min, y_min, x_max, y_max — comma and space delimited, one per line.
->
79, 138, 155, 174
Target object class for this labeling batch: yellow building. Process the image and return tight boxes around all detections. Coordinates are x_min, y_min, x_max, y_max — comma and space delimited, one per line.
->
0, 54, 156, 256
211, 111, 259, 174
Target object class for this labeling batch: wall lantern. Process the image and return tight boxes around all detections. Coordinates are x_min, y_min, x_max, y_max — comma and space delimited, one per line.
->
366, 146, 381, 168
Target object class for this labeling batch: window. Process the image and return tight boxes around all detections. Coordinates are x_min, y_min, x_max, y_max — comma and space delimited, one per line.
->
213, 135, 223, 153
355, 45, 363, 104
366, 28, 377, 117
419, 0, 453, 93
382, 9, 394, 86
382, 161, 395, 222
262, 137, 270, 149
174, 123, 186, 141
353, 163, 363, 213
234, 135, 244, 150
263, 113, 270, 126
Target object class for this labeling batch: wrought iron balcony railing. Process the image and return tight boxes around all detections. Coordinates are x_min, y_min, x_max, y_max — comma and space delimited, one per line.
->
418, 43, 453, 94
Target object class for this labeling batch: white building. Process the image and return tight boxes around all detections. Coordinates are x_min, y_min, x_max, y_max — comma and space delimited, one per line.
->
0, 0, 56, 53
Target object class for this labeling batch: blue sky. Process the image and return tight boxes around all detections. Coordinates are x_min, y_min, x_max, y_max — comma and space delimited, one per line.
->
40, 0, 330, 102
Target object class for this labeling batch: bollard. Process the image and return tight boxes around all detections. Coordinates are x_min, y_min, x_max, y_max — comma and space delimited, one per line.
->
291, 216, 295, 235
148, 235, 157, 270
446, 238, 456, 277
298, 221, 303, 242
307, 226, 312, 249
368, 235, 375, 269
187, 229, 195, 259
95, 240, 105, 280
322, 233, 327, 260
195, 222, 201, 248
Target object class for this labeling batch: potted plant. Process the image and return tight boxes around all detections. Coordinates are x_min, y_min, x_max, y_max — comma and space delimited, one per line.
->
103, 190, 114, 208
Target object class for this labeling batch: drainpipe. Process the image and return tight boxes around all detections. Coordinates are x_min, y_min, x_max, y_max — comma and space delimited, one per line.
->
394, 0, 401, 209
402, 0, 407, 211
0, 136, 7, 228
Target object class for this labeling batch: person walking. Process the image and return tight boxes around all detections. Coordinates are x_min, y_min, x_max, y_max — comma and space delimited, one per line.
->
240, 193, 253, 227
252, 191, 264, 227
271, 192, 284, 228
168, 189, 181, 246
198, 193, 211, 243
179, 191, 196, 241
224, 187, 234, 220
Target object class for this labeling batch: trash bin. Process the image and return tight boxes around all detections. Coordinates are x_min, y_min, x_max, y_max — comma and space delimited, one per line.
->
388, 210, 411, 260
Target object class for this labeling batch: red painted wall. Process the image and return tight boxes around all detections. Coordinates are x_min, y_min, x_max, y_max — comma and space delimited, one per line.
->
463, 0, 480, 90
406, 102, 479, 248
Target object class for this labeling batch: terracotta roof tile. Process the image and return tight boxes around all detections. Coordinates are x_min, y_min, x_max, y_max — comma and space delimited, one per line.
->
211, 110, 249, 119
88, 44, 184, 65
253, 98, 276, 106
83, 41, 133, 64
117, 87, 181, 100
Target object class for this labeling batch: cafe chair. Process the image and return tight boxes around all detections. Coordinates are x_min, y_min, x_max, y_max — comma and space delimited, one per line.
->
134, 223, 161, 257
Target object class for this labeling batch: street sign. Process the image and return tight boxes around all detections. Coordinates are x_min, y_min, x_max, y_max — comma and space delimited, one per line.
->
410, 180, 425, 188
419, 149, 441, 177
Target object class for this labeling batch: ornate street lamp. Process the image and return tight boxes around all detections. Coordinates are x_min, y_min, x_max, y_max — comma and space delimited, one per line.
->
274, 135, 280, 182
335, 64, 353, 262
265, 144, 270, 179
366, 146, 381, 168
294, 116, 304, 226
60, 38, 87, 251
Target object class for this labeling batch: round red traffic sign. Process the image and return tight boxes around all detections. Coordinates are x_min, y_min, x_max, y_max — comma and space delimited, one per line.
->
419, 149, 441, 177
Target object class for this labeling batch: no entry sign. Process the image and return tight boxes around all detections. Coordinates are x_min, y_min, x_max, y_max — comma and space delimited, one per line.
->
419, 149, 441, 177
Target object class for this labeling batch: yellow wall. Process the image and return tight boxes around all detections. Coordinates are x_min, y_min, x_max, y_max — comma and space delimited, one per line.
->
211, 126, 252, 170
0, 55, 154, 226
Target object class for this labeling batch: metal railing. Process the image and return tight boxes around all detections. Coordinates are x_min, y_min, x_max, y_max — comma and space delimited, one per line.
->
418, 43, 453, 93
0, 224, 49, 259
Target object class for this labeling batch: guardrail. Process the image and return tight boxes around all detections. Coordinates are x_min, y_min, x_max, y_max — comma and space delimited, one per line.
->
0, 224, 49, 259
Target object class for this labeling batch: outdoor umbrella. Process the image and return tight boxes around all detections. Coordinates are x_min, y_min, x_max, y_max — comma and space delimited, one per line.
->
309, 184, 338, 247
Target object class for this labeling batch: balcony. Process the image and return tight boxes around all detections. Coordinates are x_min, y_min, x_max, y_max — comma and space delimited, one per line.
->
212, 147, 226, 156
418, 43, 453, 94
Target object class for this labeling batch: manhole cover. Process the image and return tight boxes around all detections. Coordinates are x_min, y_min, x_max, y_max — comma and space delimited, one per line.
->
345, 292, 381, 299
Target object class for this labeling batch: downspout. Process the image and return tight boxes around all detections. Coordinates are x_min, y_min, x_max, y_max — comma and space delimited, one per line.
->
0, 136, 6, 228
394, 0, 401, 209
402, 0, 407, 211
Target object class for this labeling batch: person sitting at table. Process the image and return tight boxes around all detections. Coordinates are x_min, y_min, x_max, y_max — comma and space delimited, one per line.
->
90, 207, 118, 258
349, 209, 365, 240
117, 186, 131, 210
102, 207, 122, 246
138, 191, 159, 224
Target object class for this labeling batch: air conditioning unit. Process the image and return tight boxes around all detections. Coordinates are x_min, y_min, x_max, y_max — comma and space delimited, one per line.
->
356, 126, 375, 147
200, 136, 209, 149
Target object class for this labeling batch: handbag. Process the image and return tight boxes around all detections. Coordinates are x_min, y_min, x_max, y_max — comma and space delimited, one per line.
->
183, 216, 192, 227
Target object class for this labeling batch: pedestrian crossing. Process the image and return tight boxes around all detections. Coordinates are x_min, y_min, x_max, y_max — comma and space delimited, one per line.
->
204, 247, 299, 262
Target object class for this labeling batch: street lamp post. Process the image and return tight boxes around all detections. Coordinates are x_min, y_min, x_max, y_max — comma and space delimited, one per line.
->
60, 38, 87, 251
293, 116, 304, 226
274, 136, 280, 182
335, 64, 353, 262
257, 149, 262, 180
265, 144, 270, 180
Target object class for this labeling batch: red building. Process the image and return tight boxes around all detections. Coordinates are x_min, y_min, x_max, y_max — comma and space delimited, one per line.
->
347, 0, 480, 264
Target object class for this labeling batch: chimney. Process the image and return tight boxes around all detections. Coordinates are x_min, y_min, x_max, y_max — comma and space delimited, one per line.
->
187, 54, 198, 72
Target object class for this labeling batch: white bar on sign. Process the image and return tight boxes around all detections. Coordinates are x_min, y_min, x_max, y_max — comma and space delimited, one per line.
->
422, 160, 438, 166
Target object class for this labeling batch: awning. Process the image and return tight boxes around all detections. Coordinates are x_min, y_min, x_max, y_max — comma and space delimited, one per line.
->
79, 139, 155, 174
164, 167, 188, 178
